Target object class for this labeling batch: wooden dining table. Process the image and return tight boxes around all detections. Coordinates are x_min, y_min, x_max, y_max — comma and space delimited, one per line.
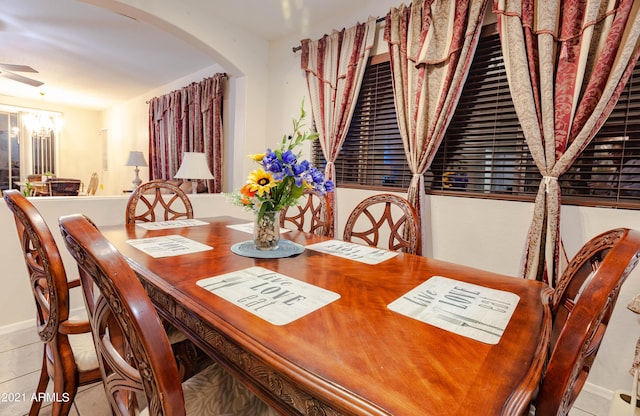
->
99, 216, 552, 416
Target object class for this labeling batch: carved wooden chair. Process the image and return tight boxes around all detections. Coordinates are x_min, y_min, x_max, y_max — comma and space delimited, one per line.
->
280, 189, 333, 236
27, 173, 49, 196
125, 179, 194, 224
59, 213, 278, 416
2, 190, 101, 416
343, 193, 422, 254
84, 172, 99, 195
533, 228, 640, 415
125, 180, 202, 374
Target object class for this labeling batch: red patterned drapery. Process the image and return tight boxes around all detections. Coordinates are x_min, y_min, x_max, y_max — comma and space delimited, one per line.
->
494, 0, 640, 286
384, 0, 489, 255
148, 73, 225, 193
301, 17, 377, 236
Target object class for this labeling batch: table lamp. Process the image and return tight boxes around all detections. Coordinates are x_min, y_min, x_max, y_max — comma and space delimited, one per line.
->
174, 152, 214, 194
125, 151, 147, 188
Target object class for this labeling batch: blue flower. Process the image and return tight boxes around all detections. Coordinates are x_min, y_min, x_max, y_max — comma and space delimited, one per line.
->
281, 150, 297, 166
292, 160, 309, 176
282, 165, 294, 178
266, 158, 283, 174
324, 180, 334, 192
263, 149, 277, 164
309, 167, 324, 184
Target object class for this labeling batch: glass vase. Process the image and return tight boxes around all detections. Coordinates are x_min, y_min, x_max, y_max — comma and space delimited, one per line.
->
253, 210, 281, 250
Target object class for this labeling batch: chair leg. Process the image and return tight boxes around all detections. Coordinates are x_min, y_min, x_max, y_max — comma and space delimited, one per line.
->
50, 370, 78, 416
29, 348, 50, 416
173, 340, 198, 381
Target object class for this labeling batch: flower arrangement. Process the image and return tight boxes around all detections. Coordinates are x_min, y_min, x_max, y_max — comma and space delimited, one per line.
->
229, 102, 334, 221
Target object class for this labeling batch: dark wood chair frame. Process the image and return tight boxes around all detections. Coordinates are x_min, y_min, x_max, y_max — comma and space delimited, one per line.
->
534, 228, 640, 415
2, 190, 102, 416
59, 213, 187, 415
47, 178, 83, 196
280, 189, 333, 237
125, 179, 194, 224
343, 193, 422, 255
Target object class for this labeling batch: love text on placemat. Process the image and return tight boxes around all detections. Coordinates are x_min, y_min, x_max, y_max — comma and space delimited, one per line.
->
388, 276, 520, 344
197, 266, 340, 325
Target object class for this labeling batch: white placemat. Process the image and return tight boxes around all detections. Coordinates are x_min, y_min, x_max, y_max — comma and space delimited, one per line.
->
388, 276, 520, 344
226, 222, 291, 234
126, 235, 212, 258
135, 219, 209, 230
305, 240, 398, 265
197, 266, 340, 325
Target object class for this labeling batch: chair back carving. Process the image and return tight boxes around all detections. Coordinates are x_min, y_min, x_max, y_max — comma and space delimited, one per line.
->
280, 189, 332, 236
2, 189, 100, 415
59, 214, 186, 415
125, 179, 194, 224
535, 228, 640, 415
4, 189, 68, 344
343, 193, 421, 254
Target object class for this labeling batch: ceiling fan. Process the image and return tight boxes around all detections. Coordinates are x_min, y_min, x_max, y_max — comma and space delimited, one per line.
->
0, 63, 44, 87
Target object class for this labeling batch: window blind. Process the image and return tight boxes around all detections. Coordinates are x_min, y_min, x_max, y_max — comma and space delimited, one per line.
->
312, 54, 412, 189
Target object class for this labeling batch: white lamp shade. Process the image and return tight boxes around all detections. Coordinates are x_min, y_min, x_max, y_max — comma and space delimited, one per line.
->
174, 152, 214, 179
125, 151, 148, 167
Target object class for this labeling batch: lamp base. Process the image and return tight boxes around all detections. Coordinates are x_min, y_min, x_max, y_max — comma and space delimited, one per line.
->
132, 167, 142, 188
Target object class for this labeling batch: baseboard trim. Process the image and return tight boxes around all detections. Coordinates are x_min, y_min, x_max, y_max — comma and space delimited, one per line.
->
574, 382, 614, 415
0, 318, 34, 336
583, 382, 614, 400
0, 306, 88, 336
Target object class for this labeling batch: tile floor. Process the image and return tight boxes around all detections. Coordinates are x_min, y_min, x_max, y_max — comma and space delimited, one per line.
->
0, 325, 608, 416
0, 327, 110, 416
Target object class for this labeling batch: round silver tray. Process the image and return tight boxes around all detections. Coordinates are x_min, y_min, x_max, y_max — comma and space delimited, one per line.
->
230, 240, 305, 259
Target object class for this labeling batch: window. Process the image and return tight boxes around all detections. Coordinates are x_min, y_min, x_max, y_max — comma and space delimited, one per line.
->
0, 112, 19, 191
427, 27, 539, 198
0, 107, 60, 192
312, 54, 412, 189
313, 24, 640, 208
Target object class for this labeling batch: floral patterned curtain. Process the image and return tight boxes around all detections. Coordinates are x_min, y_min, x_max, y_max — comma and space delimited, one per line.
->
301, 17, 377, 236
384, 0, 489, 255
494, 0, 640, 286
148, 73, 225, 193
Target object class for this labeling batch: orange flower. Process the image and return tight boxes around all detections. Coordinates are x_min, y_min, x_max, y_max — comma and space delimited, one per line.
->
239, 184, 255, 205
240, 183, 256, 197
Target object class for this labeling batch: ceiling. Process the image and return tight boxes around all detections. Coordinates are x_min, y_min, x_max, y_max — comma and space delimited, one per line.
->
0, 0, 375, 110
